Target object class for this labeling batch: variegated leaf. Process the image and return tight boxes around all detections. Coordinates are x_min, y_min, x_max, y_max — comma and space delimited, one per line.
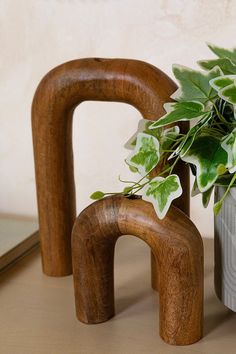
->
169, 112, 211, 160
150, 101, 205, 129
160, 126, 180, 152
209, 75, 236, 91
207, 43, 236, 65
219, 83, 236, 105
181, 135, 228, 192
125, 119, 160, 150
171, 64, 223, 105
221, 128, 236, 173
142, 174, 182, 219
198, 58, 236, 75
126, 133, 160, 176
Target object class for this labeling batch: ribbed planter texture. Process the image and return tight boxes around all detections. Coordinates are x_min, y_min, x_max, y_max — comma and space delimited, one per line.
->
215, 186, 236, 311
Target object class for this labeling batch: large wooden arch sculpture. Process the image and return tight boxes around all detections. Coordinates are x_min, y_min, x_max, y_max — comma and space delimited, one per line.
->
72, 195, 203, 345
32, 58, 189, 277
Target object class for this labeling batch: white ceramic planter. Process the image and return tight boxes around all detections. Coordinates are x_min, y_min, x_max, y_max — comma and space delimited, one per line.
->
214, 186, 236, 311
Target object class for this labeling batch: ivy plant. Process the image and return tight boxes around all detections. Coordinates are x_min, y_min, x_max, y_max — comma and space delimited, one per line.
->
91, 43, 236, 219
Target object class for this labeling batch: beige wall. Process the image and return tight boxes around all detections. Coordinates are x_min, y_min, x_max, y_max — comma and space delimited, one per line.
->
1, 0, 235, 237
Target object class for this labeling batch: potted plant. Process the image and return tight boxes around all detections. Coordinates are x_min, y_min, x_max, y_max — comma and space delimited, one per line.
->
91, 43, 236, 312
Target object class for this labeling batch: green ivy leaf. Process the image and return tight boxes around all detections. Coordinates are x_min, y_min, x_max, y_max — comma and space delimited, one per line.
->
129, 165, 138, 173
209, 75, 236, 91
160, 126, 180, 151
217, 164, 227, 175
202, 186, 214, 208
142, 175, 182, 219
219, 83, 236, 104
171, 64, 223, 105
221, 128, 236, 173
181, 135, 228, 192
180, 134, 197, 157
207, 43, 236, 65
126, 133, 160, 176
169, 112, 211, 160
123, 186, 133, 194
198, 58, 236, 75
125, 119, 160, 149
150, 101, 205, 129
90, 191, 105, 200
191, 178, 201, 197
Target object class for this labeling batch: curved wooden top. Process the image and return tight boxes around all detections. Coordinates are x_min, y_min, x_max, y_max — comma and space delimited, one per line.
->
32, 58, 177, 121
73, 195, 201, 257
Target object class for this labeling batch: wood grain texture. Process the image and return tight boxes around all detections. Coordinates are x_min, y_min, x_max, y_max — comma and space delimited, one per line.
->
72, 195, 203, 346
31, 58, 189, 276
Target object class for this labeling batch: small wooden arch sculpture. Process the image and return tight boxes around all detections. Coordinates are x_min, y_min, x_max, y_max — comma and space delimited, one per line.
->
32, 58, 189, 276
72, 195, 203, 346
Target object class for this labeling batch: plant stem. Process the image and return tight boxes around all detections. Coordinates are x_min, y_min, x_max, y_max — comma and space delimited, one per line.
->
161, 149, 175, 153
217, 173, 236, 205
213, 102, 228, 124
169, 155, 180, 175
118, 176, 141, 185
